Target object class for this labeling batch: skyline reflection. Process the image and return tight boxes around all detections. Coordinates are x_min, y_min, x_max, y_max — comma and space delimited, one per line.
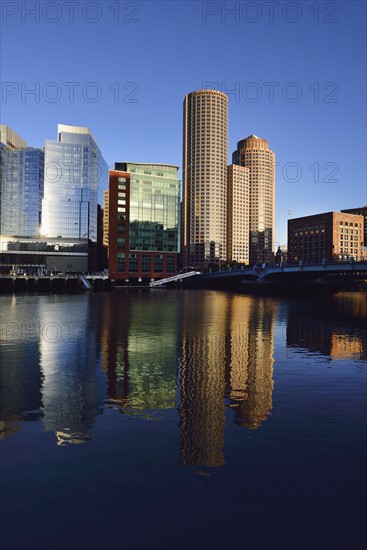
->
0, 291, 365, 460
38, 297, 105, 445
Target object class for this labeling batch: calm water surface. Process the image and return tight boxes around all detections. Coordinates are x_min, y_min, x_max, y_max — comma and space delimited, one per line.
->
0, 290, 366, 550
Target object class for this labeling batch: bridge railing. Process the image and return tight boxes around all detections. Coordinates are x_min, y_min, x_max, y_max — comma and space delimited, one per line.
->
149, 271, 201, 287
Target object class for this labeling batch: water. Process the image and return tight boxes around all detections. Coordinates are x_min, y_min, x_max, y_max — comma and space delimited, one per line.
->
0, 290, 366, 550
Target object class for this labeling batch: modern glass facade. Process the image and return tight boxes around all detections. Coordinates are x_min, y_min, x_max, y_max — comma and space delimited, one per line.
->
125, 162, 180, 253
108, 163, 180, 281
0, 147, 44, 237
42, 125, 108, 242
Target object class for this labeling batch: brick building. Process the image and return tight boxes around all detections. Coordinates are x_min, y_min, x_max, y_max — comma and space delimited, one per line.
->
108, 163, 180, 283
287, 211, 365, 264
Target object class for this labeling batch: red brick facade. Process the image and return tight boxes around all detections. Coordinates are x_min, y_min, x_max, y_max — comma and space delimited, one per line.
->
108, 170, 179, 282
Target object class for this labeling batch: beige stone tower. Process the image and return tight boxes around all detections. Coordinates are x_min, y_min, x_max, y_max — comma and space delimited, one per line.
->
227, 164, 250, 263
233, 135, 275, 265
182, 89, 228, 266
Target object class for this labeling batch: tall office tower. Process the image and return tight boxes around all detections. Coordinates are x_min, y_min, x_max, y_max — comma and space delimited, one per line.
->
182, 89, 228, 266
41, 124, 108, 242
0, 126, 44, 237
232, 135, 275, 265
227, 164, 250, 263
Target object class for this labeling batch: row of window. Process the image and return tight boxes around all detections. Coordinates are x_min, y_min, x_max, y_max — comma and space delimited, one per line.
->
116, 253, 176, 273
340, 228, 359, 234
339, 221, 359, 226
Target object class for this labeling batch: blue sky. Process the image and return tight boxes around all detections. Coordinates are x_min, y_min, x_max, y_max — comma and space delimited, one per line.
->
1, 0, 366, 244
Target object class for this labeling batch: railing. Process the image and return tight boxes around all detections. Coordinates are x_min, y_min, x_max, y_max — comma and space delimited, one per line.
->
79, 274, 93, 289
149, 271, 201, 287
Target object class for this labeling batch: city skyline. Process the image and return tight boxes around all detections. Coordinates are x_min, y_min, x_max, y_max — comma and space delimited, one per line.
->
1, 1, 365, 246
2, 115, 365, 266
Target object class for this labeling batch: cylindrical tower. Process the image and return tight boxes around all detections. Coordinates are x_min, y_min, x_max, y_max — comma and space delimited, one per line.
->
233, 135, 275, 265
182, 90, 228, 267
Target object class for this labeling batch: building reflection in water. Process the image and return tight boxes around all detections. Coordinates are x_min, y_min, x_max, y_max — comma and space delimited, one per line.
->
39, 297, 106, 445
179, 292, 276, 467
286, 293, 367, 361
226, 296, 276, 429
179, 292, 227, 467
0, 297, 42, 440
101, 291, 179, 416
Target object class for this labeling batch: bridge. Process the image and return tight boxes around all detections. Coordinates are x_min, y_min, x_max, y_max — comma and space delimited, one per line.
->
179, 261, 367, 293
201, 261, 367, 281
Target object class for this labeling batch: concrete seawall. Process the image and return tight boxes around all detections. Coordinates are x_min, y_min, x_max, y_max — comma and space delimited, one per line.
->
0, 276, 113, 294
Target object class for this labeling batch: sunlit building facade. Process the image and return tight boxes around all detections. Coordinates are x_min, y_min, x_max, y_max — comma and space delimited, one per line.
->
0, 125, 27, 149
108, 162, 180, 281
227, 164, 250, 263
232, 135, 275, 265
41, 124, 108, 242
0, 146, 44, 237
341, 206, 367, 249
182, 89, 228, 266
287, 211, 365, 263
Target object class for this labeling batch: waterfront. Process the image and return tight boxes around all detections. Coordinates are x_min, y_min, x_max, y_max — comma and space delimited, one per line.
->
0, 290, 366, 550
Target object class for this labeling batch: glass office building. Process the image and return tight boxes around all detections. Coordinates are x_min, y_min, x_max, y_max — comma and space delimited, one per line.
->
42, 125, 108, 242
0, 145, 44, 237
126, 162, 180, 254
109, 163, 180, 281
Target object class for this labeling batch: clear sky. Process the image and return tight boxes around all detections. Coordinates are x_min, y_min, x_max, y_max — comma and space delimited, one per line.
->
1, 0, 366, 245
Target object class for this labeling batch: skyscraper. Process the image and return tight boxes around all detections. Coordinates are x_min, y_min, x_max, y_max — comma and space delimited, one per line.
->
0, 125, 44, 237
233, 135, 275, 265
227, 164, 250, 263
41, 124, 108, 242
182, 89, 228, 266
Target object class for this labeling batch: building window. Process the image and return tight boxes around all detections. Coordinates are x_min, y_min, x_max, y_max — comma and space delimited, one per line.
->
117, 253, 125, 272
154, 254, 163, 273
167, 255, 176, 273
142, 254, 151, 273
118, 177, 126, 183
129, 254, 138, 272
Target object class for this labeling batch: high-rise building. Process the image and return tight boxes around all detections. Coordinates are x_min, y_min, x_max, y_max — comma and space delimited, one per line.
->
0, 146, 44, 237
182, 89, 228, 267
0, 125, 44, 238
41, 124, 108, 242
232, 135, 275, 265
287, 211, 365, 263
227, 164, 250, 263
108, 162, 180, 282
